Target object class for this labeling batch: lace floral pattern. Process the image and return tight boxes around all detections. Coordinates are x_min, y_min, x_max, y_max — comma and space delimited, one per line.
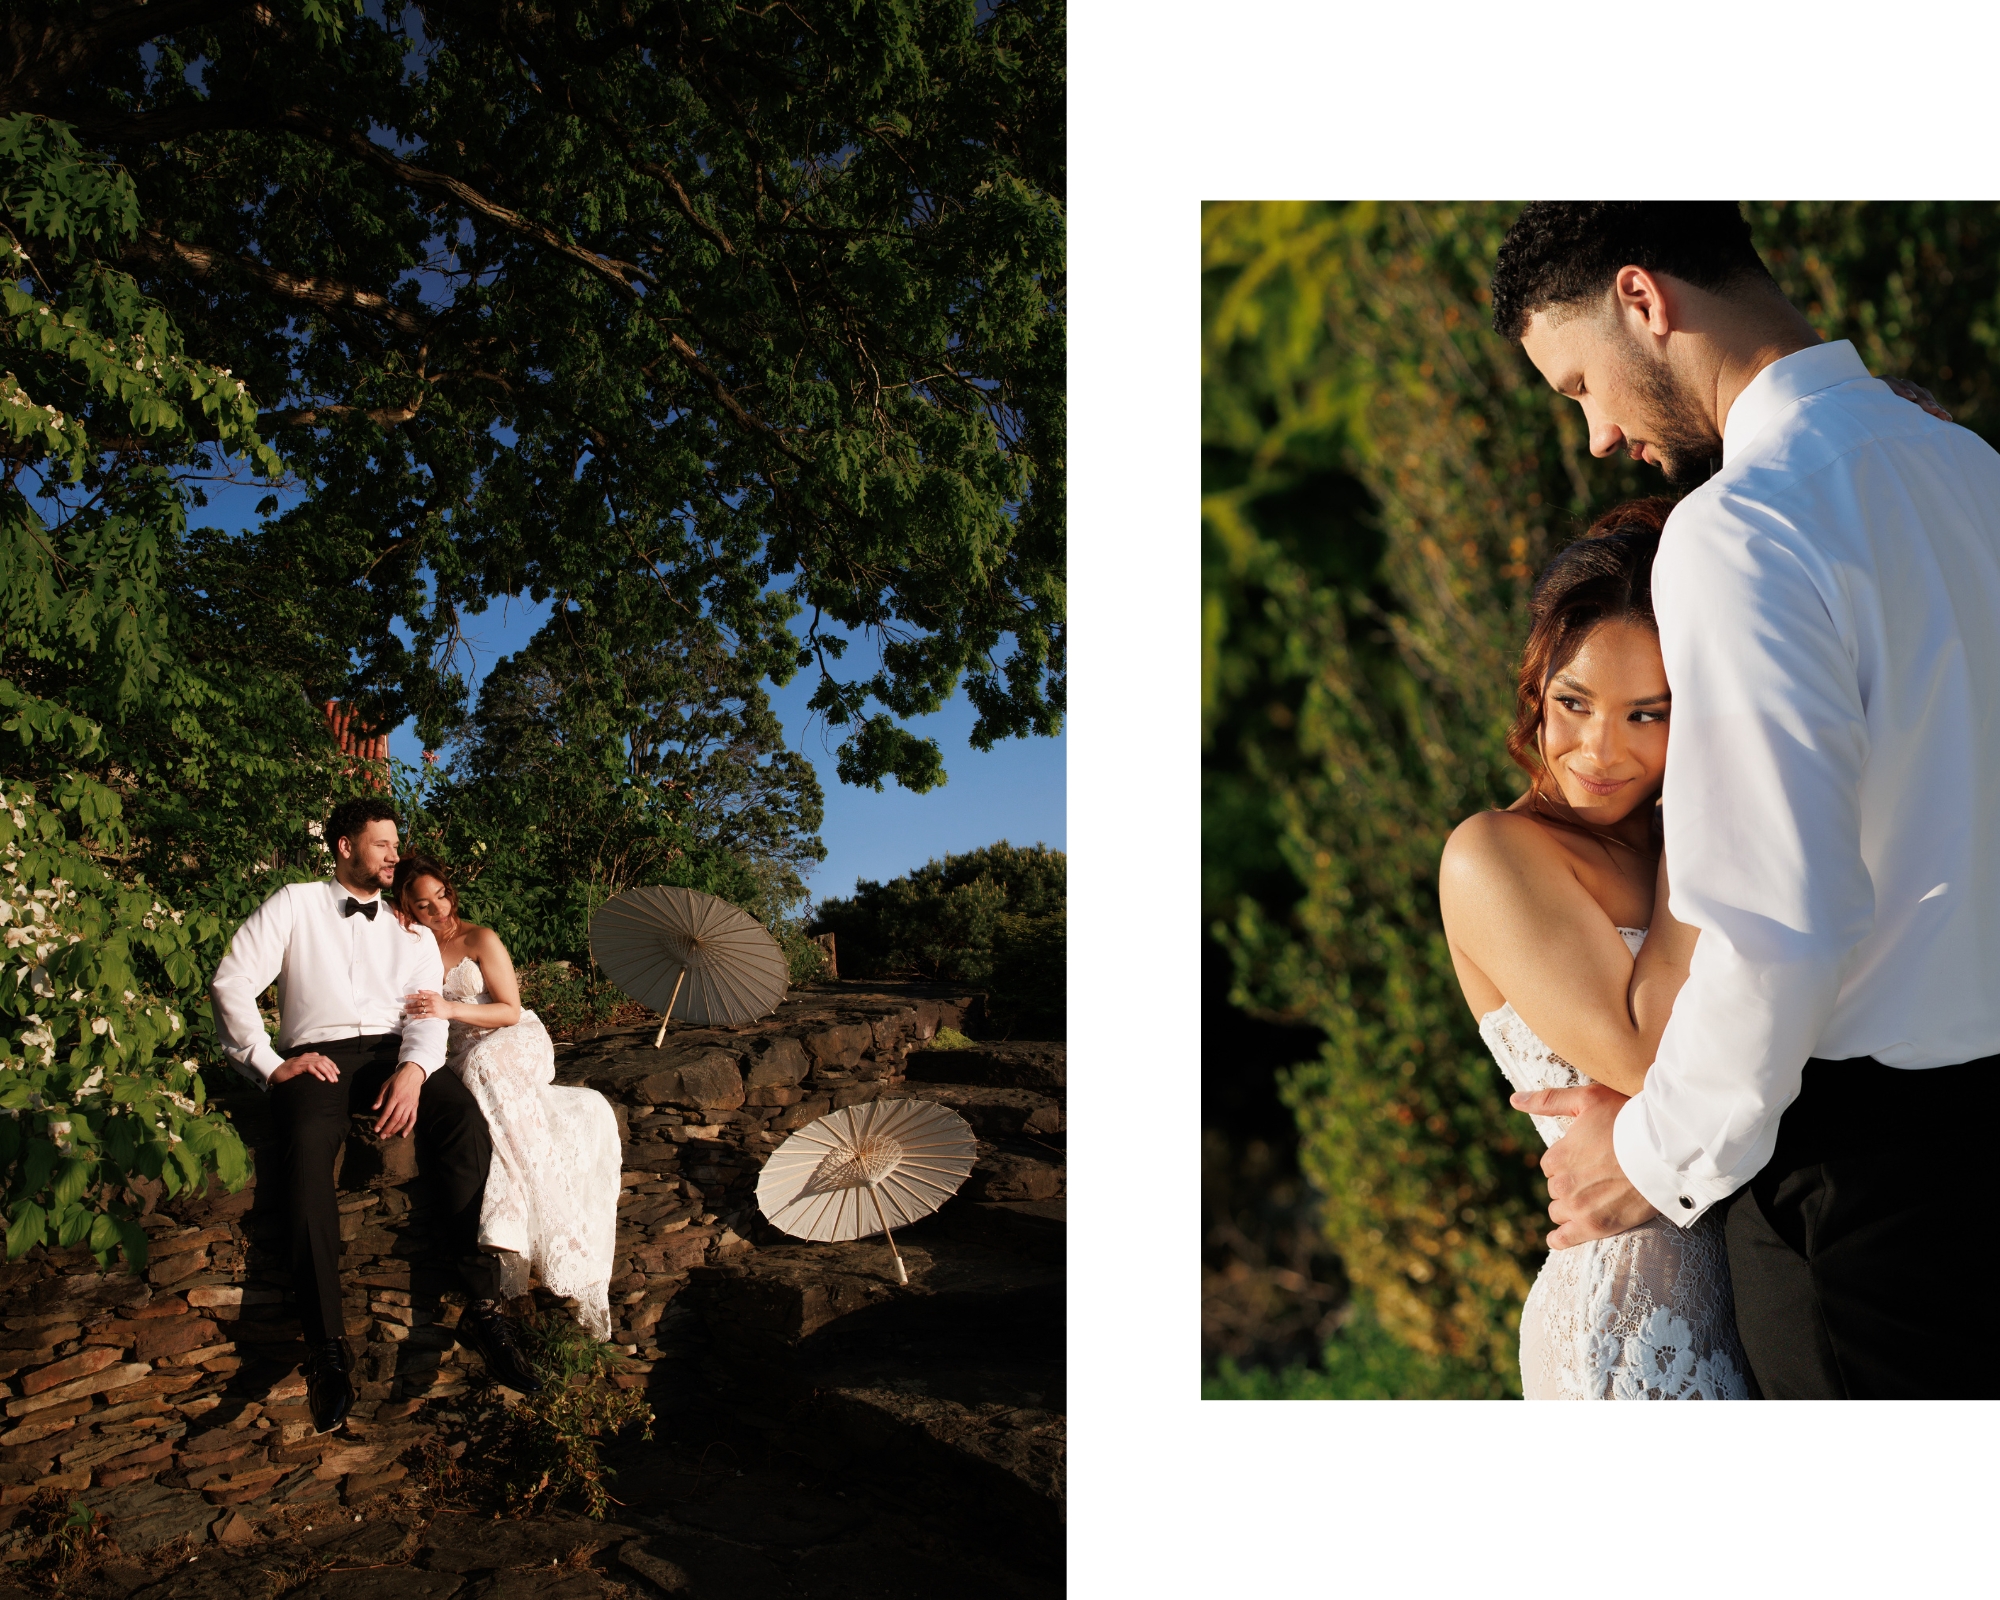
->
443, 958, 621, 1340
1478, 928, 1751, 1402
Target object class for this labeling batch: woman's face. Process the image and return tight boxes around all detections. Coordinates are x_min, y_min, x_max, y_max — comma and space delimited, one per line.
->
402, 874, 456, 933
1539, 618, 1670, 827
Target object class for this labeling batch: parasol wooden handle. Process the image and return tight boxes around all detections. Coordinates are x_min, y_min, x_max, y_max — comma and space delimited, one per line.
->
652, 967, 687, 1048
868, 1184, 909, 1286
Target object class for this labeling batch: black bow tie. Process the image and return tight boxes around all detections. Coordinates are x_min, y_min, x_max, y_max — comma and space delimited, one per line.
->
340, 897, 380, 922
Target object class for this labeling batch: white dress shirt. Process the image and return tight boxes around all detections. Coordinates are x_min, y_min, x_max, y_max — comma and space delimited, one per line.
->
1613, 340, 2000, 1223
210, 879, 448, 1085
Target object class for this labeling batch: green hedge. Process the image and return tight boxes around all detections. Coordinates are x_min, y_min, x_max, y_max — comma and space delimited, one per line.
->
813, 841, 1065, 1037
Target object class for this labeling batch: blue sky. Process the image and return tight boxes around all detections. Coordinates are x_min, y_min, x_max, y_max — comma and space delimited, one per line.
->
189, 475, 1064, 906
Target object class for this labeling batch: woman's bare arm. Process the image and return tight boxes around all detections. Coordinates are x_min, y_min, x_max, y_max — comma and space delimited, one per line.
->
1626, 846, 1698, 1065
409, 928, 525, 1028
1439, 810, 1659, 1096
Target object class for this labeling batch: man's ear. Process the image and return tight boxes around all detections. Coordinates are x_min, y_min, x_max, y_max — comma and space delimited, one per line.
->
1612, 265, 1676, 340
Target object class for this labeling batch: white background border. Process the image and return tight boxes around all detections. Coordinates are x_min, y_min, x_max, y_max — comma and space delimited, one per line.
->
1070, 3, 1998, 1593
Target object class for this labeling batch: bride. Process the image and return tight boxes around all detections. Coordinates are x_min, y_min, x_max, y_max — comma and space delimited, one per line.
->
1439, 498, 1750, 1400
1439, 378, 1951, 1400
391, 856, 622, 1341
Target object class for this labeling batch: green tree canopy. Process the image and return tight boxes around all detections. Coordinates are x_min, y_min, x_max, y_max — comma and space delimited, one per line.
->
4, 0, 1065, 791
430, 587, 824, 964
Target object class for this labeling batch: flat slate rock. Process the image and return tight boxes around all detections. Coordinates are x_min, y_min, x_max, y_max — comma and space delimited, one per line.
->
77, 1480, 218, 1557
901, 1043, 1065, 1094
817, 1383, 1066, 1512
417, 1513, 641, 1575
899, 1083, 1063, 1137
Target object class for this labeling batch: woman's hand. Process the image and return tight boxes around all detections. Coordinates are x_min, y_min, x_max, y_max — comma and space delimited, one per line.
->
402, 989, 454, 1023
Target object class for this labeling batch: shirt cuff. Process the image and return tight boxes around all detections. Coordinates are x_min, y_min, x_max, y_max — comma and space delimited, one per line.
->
235, 1042, 286, 1088
1612, 1093, 1735, 1227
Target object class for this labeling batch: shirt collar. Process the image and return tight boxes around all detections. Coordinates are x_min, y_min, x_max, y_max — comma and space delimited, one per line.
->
1721, 340, 1870, 466
331, 878, 382, 905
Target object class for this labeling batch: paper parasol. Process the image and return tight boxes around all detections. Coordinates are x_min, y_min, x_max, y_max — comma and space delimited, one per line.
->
756, 1098, 978, 1284
589, 886, 789, 1043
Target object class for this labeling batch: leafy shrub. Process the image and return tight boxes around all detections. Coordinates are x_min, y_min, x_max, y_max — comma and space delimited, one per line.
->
481, 1306, 654, 1519
0, 780, 246, 1267
1201, 1294, 1515, 1400
778, 926, 829, 989
813, 841, 1066, 1037
516, 963, 648, 1042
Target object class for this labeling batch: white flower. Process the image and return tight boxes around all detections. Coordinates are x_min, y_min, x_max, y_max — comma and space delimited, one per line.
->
90, 1017, 108, 1035
306, 820, 324, 839
122, 990, 136, 1003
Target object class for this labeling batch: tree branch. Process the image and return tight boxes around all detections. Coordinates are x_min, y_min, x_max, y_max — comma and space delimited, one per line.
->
277, 113, 654, 296
124, 231, 430, 338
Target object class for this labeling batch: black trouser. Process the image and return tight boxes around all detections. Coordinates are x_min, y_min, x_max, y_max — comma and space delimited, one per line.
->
1723, 1053, 2000, 1399
270, 1033, 500, 1343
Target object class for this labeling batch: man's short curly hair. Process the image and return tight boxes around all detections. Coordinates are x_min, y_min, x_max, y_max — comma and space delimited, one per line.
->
326, 796, 399, 856
1489, 202, 1775, 340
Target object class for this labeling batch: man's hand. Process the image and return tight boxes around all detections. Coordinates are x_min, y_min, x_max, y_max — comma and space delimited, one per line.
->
1509, 1083, 1660, 1248
270, 1052, 340, 1086
1882, 375, 1953, 422
372, 1062, 427, 1138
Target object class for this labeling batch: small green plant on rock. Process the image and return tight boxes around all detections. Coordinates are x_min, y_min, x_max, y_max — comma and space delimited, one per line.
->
924, 1026, 975, 1051
15, 1492, 110, 1593
484, 1306, 654, 1520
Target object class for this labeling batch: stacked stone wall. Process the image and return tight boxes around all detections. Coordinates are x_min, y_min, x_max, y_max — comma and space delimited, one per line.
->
0, 984, 984, 1528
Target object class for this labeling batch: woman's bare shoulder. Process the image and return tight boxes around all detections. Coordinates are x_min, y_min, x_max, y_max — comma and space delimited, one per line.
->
1441, 807, 1562, 876
461, 923, 513, 958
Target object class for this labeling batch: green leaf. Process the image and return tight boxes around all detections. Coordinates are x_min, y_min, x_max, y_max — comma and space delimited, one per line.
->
112, 1213, 147, 1270
16, 1136, 54, 1200
213, 1123, 248, 1190
56, 1203, 92, 1246
50, 1156, 89, 1208
5, 1200, 46, 1259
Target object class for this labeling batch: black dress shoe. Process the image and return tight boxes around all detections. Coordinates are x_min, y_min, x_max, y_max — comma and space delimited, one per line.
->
305, 1338, 354, 1435
460, 1300, 543, 1394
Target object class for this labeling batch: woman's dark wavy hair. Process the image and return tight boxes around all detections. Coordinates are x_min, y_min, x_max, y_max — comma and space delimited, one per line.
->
1506, 497, 1674, 809
392, 854, 458, 916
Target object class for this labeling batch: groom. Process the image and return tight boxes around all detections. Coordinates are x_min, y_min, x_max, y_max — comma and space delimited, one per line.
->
211, 796, 540, 1431
1492, 202, 2000, 1399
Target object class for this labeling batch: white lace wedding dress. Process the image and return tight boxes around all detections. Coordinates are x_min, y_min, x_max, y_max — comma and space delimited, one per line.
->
443, 957, 621, 1340
1478, 927, 1751, 1401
